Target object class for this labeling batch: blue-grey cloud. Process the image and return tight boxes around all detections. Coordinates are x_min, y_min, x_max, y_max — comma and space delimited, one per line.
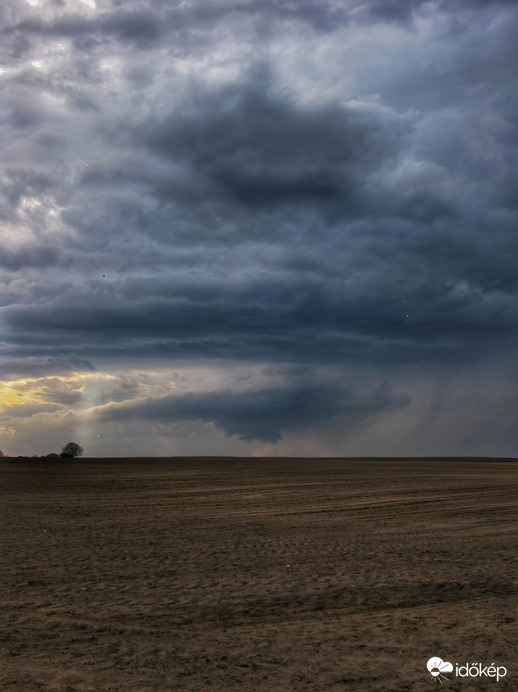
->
1, 0, 518, 454
95, 381, 409, 443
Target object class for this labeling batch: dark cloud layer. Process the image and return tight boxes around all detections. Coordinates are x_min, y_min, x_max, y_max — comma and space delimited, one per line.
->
96, 381, 409, 443
1, 0, 518, 454
146, 74, 393, 208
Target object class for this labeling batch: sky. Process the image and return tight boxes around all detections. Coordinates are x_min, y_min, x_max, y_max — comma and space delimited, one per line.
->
1, 0, 518, 457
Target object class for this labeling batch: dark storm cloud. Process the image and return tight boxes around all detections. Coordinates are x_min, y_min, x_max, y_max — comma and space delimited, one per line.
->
146, 74, 396, 210
5, 251, 518, 367
0, 244, 61, 271
3, 31, 518, 361
4, 1, 342, 49
4, 10, 163, 47
0, 351, 95, 380
365, 0, 518, 21
2, 0, 518, 454
4, 0, 516, 51
0, 355, 95, 380
362, 0, 422, 21
95, 381, 409, 443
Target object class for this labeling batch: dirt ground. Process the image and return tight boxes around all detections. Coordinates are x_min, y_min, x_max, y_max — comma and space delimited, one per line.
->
1, 457, 517, 691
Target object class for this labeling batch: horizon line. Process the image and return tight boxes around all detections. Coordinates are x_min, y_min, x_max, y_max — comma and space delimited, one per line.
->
2, 455, 518, 462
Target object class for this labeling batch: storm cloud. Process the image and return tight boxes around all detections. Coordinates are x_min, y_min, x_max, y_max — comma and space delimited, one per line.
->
93, 380, 409, 443
1, 0, 518, 455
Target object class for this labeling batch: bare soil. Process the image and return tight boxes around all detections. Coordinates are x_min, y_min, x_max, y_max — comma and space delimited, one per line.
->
1, 457, 517, 691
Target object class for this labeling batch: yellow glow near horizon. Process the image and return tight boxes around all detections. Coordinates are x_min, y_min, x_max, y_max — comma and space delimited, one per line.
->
0, 373, 123, 414
0, 370, 181, 422
0, 383, 24, 410
0, 375, 78, 412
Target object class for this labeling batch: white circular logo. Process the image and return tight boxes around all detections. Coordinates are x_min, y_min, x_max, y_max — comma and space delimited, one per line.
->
427, 657, 453, 683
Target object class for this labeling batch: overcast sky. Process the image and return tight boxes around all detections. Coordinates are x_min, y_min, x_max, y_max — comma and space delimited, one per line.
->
1, 0, 518, 457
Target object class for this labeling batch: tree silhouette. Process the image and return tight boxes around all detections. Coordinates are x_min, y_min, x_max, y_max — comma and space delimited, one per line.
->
60, 442, 84, 458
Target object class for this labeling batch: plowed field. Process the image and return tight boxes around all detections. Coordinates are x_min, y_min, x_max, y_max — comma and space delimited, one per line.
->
1, 457, 517, 691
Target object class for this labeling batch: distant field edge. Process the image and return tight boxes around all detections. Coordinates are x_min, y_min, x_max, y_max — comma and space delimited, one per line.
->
1, 455, 517, 463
